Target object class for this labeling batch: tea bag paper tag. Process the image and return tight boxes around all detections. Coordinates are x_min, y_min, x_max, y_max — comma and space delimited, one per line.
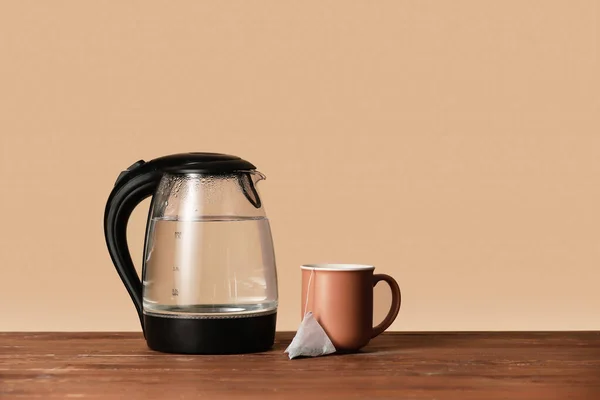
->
284, 312, 336, 359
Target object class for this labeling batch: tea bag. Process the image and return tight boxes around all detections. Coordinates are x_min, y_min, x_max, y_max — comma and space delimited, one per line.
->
285, 270, 336, 359
285, 312, 336, 359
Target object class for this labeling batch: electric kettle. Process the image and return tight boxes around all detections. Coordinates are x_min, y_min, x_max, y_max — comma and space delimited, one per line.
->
104, 153, 278, 354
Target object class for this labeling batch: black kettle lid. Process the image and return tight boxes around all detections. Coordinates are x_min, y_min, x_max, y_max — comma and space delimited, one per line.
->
148, 152, 256, 174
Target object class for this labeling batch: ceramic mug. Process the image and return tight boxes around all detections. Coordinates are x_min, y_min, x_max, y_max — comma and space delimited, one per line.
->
301, 264, 401, 352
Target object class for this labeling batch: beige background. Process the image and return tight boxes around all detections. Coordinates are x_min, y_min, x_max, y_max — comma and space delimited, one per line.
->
0, 1, 598, 332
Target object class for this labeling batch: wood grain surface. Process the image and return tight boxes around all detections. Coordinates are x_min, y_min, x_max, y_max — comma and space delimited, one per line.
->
1, 332, 599, 399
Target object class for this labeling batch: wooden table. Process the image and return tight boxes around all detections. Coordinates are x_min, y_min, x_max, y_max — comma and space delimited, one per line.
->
1, 332, 599, 399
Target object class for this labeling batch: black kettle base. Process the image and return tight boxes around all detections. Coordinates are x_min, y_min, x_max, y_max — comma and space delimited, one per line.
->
143, 312, 277, 355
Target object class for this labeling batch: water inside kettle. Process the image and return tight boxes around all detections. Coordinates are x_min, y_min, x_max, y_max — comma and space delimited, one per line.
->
142, 215, 278, 318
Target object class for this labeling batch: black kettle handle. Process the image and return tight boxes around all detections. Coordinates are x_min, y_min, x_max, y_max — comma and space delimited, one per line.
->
103, 160, 161, 332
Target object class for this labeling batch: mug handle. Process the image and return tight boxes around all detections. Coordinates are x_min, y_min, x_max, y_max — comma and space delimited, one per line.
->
371, 274, 402, 338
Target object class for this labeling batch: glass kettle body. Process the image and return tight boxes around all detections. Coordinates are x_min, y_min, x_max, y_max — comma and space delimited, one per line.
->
104, 153, 278, 354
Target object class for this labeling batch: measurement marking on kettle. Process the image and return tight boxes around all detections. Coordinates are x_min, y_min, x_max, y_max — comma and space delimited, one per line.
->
174, 231, 182, 239
173, 266, 179, 272
172, 288, 179, 296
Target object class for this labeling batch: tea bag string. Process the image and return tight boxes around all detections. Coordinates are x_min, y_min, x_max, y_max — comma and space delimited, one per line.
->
304, 268, 314, 316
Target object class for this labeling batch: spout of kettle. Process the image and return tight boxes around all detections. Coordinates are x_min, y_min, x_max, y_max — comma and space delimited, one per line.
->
251, 171, 266, 185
